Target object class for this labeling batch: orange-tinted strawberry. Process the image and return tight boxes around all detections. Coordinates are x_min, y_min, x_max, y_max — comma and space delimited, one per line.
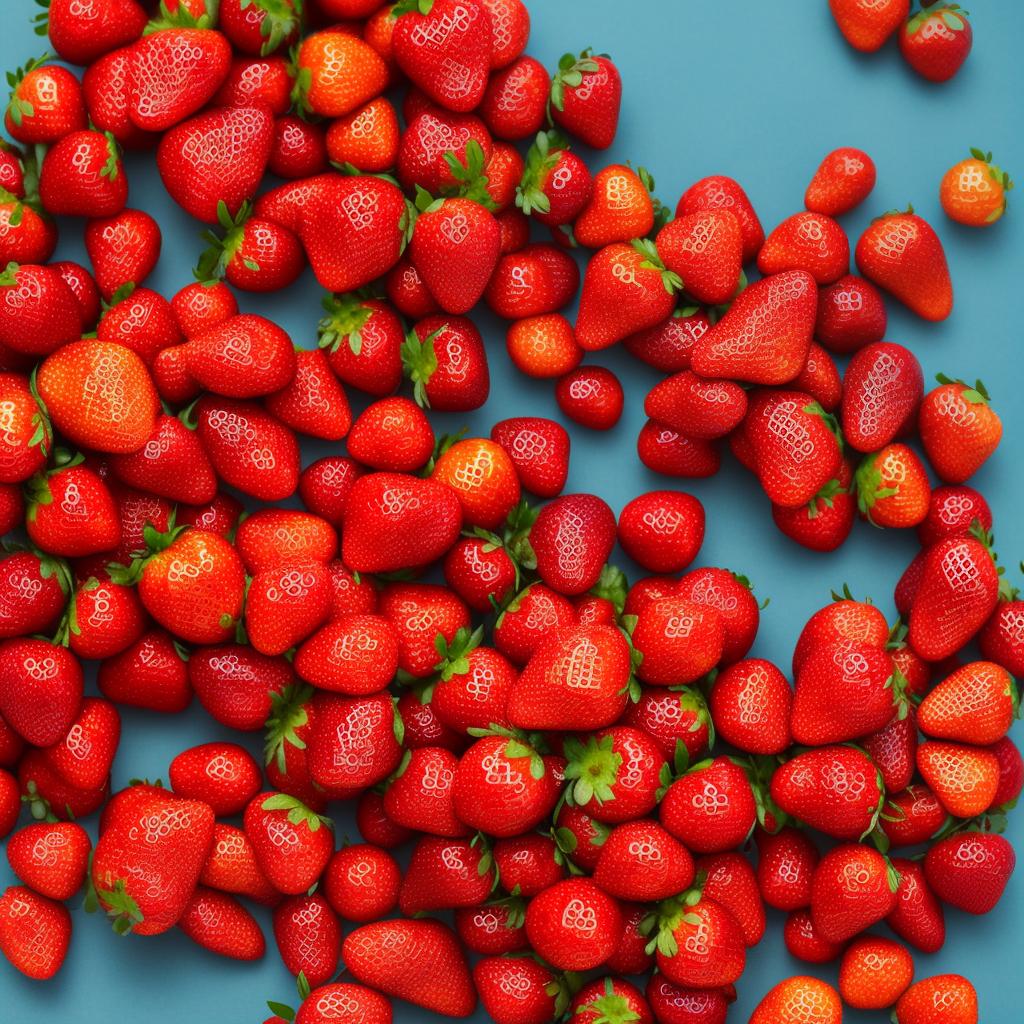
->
839, 935, 914, 1010
856, 209, 953, 321
758, 211, 850, 284
6, 820, 90, 901
5, 57, 86, 144
919, 375, 1002, 483
505, 312, 582, 378
573, 163, 653, 247
806, 146, 877, 214
919, 660, 1016, 746
631, 596, 723, 686
895, 974, 978, 1024
856, 442, 931, 528
325, 97, 399, 174
749, 976, 841, 1024
941, 147, 1013, 229
917, 740, 999, 817
656, 210, 744, 305
294, 29, 387, 119
899, 5, 973, 82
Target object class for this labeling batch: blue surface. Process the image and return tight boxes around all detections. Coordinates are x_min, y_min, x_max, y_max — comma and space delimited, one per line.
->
2, 1, 1023, 1020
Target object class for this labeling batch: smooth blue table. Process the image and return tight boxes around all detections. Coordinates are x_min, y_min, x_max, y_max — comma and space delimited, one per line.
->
1, 1, 1022, 1020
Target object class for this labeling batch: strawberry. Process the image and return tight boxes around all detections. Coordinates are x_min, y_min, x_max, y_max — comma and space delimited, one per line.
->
39, 129, 126, 218
383, 744, 464, 836
771, 745, 884, 839
178, 887, 265, 962
617, 491, 704, 573
691, 271, 817, 384
829, 0, 909, 51
592, 819, 694, 902
660, 757, 757, 853
656, 210, 743, 305
399, 836, 495, 916
379, 582, 470, 678
397, 106, 493, 194
157, 105, 273, 224
51, 260, 101, 329
839, 935, 914, 1010
300, 175, 409, 293
269, 115, 327, 179
749, 977, 841, 1024
637, 419, 722, 479
169, 742, 261, 818
0, 886, 71, 980
295, 30, 388, 121
91, 785, 215, 936
924, 832, 1015, 914
507, 623, 630, 730
530, 493, 616, 594
711, 659, 793, 755
23, 462, 118, 558
322, 843, 400, 923
758, 212, 850, 284
505, 312, 582, 378
491, 416, 570, 498
675, 175, 763, 261
403, 315, 490, 411
292, 613, 395, 694
917, 740, 999, 817
0, 263, 82, 357
899, 5, 972, 82
219, 0, 299, 56
514, 129, 592, 226
492, 835, 564, 899
773, 465, 856, 552
793, 594, 889, 674
485, 242, 580, 319
493, 583, 576, 664
294, 983, 392, 1024
325, 97, 399, 174
805, 146, 877, 215
855, 442, 931, 528
5, 820, 90, 901
940, 148, 1012, 227
0, 551, 68, 639
815, 274, 887, 357
97, 629, 191, 713
37, 0, 146, 66
243, 792, 332, 896
880, 785, 948, 848
980, 599, 1024, 676
343, 918, 476, 1016
747, 390, 843, 508
4, 57, 86, 144
895, 975, 977, 1024
273, 893, 340, 985
855, 209, 953, 321
811, 843, 900, 943
919, 660, 1016, 746
887, 857, 946, 954
178, 493, 243, 537
235, 508, 336, 572
83, 209, 161, 301
97, 287, 181, 366
697, 851, 765, 947
794, 342, 843, 412
299, 462, 364, 530
432, 644, 518, 731
431, 437, 520, 529
908, 533, 1000, 661
318, 294, 404, 398
40, 696, 119, 793
631, 596, 723, 685
755, 826, 818, 911
201, 823, 279, 905
787, 908, 843, 960
0, 373, 49, 482
195, 397, 299, 501
575, 241, 680, 351
574, 163, 653, 247
841, 341, 923, 453
643, 372, 747, 442
919, 375, 1002, 483
474, 955, 557, 1023
80, 44, 152, 148
645, 976, 729, 1024
555, 365, 624, 431
550, 49, 621, 149
183, 313, 296, 398
37, 339, 158, 454
524, 878, 623, 971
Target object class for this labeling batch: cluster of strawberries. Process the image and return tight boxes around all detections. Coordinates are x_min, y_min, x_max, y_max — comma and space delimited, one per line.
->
0, 0, 1017, 1023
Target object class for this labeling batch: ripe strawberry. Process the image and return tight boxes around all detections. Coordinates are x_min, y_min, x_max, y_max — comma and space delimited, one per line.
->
157, 105, 273, 225
648, 891, 745, 990
243, 792, 332, 896
919, 375, 1002, 483
895, 975, 977, 1024
6, 820, 90, 902
811, 843, 899, 942
0, 263, 82, 357
829, 0, 909, 51
37, 339, 159, 454
643, 371, 747, 442
97, 629, 191, 714
692, 271, 817, 384
218, 0, 299, 55
343, 918, 476, 1016
794, 342, 843, 413
748, 390, 843, 508
0, 885, 71, 980
52, 260, 101, 330
574, 163, 653, 247
645, 976, 729, 1024
749, 977, 841, 1024
631, 596, 724, 685
637, 419, 722, 479
108, 414, 214, 505
842, 341, 923, 453
524, 878, 623, 971
318, 294, 404, 398
771, 745, 884, 839
294, 983, 392, 1024
322, 843, 400, 923
199, 824, 276, 906
170, 280, 237, 340
380, 582, 470, 680
554, 365, 623, 430
625, 309, 709, 372
805, 146, 877, 215
273, 893, 340, 985
887, 857, 946, 954
507, 624, 630, 730
39, 696, 119, 794
83, 209, 161, 301
979, 599, 1024, 678
617, 491, 704, 574
4, 57, 86, 144
505, 313, 582, 378
711, 659, 793, 755
432, 644, 518, 731
80, 44, 152, 148
301, 175, 408, 293
549, 49, 621, 149
919, 660, 1016, 746
917, 740, 1000, 817
191, 646, 290, 731
899, 5, 973, 82
397, 106, 493, 194
0, 551, 69, 640
168, 742, 261, 818
473, 955, 557, 1023
570, 978, 651, 1024
38, 129, 126, 217
23, 462, 118, 558
514, 132, 592, 229
655, 210, 743, 305
839, 935, 914, 1010
485, 242, 580, 319
382, 744, 464, 836
431, 437, 520, 530
856, 209, 953, 321
530, 493, 616, 594
403, 315, 490, 411
491, 416, 570, 498
292, 28, 387, 119
940, 147, 1012, 227
325, 97, 400, 173
0, 373, 49, 483
758, 212, 850, 284
793, 593, 889, 674
856, 442, 931, 528
293, 613, 396, 695
661, 757, 757, 853
676, 175, 763, 261
37, 0, 146, 65
235, 508, 336, 573
816, 273, 888, 354
879, 784, 947, 849
592, 819, 694, 902
178, 887, 265, 962
924, 832, 1015, 914
755, 826, 818, 911
399, 836, 495, 917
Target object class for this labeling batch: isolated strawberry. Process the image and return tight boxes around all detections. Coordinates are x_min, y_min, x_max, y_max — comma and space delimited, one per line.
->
856, 443, 931, 528
841, 341, 923, 453
617, 490, 705, 573
4, 56, 86, 144
691, 271, 817, 384
549, 49, 622, 149
899, 5, 973, 82
806, 146, 877, 214
918, 375, 1002, 483
0, 886, 71, 980
555, 365, 624, 431
924, 832, 1015, 914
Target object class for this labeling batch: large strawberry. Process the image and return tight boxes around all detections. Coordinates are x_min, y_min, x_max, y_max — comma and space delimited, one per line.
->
25, 462, 121, 557
841, 341, 923, 453
183, 313, 296, 398
294, 30, 388, 119
923, 832, 1015, 915
243, 791, 332, 896
691, 270, 817, 384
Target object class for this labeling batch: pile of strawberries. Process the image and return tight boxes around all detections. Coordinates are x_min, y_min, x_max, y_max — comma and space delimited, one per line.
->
0, 0, 1017, 1022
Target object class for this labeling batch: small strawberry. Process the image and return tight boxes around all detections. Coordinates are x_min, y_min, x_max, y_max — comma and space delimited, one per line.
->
24, 462, 120, 558
806, 146, 877, 215
919, 375, 1002, 483
0, 885, 71, 979
887, 857, 946, 954
555, 365, 624, 431
816, 273, 888, 354
856, 442, 931, 528
757, 212, 850, 284
549, 49, 622, 149
403, 316, 490, 411
637, 419, 722, 479
40, 696, 119, 793
273, 893, 340, 985
644, 371, 747, 441
178, 887, 265, 962
895, 975, 978, 1024
899, 5, 973, 82
617, 490, 704, 574
4, 56, 86, 144
842, 341, 923, 453
676, 175, 763, 261
38, 0, 146, 66
5, 821, 91, 901
711, 659, 793, 755
294, 983, 392, 1024
97, 629, 191, 714
39, 129, 126, 218
755, 826, 818, 911
169, 742, 261, 818
515, 130, 592, 224
940, 147, 1012, 227
839, 935, 914, 1010
485, 242, 579, 319
924, 832, 1015, 914
749, 977, 841, 1024
574, 163, 654, 248
244, 792, 332, 896
322, 843, 400, 923
84, 208, 161, 301
656, 210, 744, 305
880, 785, 948, 848
918, 660, 1017, 745
505, 312, 582, 378
829, 0, 909, 51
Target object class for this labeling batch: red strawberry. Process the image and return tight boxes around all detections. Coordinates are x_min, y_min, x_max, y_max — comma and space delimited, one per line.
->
899, 5, 973, 82
918, 660, 1016, 745
524, 878, 622, 971
343, 918, 476, 1017
294, 613, 397, 694
805, 146, 877, 214
549, 49, 621, 149
829, 0, 909, 51
793, 341, 843, 412
887, 857, 946, 954
0, 885, 71, 979
660, 757, 757, 853
169, 742, 261, 818
793, 595, 889, 675
656, 210, 743, 306
234, 508, 336, 574
399, 836, 495, 916
0, 551, 68, 638
294, 29, 388, 119
273, 893, 340, 985
507, 624, 631, 730
39, 129, 126, 218
555, 365, 624, 431
97, 629, 191, 714
473, 955, 557, 1024
864, 710, 918, 793
485, 242, 579, 319
24, 463, 119, 558
593, 820, 694, 901
711, 659, 793, 755
178, 887, 265, 962
631, 596, 723, 685
244, 792, 332, 896
4, 57, 86, 144
190, 645, 290, 730
0, 373, 50, 482
404, 316, 490, 411
918, 485, 992, 548
750, 977, 841, 1024
200, 824, 278, 906
676, 175, 763, 261
895, 975, 977, 1024
300, 175, 409, 293
880, 785, 947, 848
811, 843, 899, 943
0, 262, 83, 357
617, 490, 705, 573
815, 273, 887, 354
841, 341, 923, 453
637, 419, 722, 479
755, 826, 818, 911
924, 832, 1014, 914
530, 493, 616, 595
691, 271, 817, 384
6, 820, 90, 901
432, 643, 517, 732
158, 105, 273, 224
771, 746, 884, 840
625, 308, 711, 373
322, 843, 400, 923
645, 976, 730, 1024
515, 130, 592, 223
917, 740, 999, 817
38, 0, 146, 66
84, 208, 161, 300
184, 313, 296, 398
383, 745, 464, 836
919, 375, 1002, 483
758, 212, 850, 284
294, 983, 392, 1024
397, 106, 493, 194
81, 44, 152, 148
574, 163, 654, 248
644, 371, 747, 441
219, 0, 299, 56
97, 286, 181, 366
41, 696, 119, 792
855, 209, 953, 321
491, 416, 570, 497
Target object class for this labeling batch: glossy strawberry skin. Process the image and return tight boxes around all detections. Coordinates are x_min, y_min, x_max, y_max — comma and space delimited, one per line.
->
530, 493, 616, 595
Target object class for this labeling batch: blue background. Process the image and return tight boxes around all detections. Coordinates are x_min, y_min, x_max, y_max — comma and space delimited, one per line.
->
2, 0, 1023, 1020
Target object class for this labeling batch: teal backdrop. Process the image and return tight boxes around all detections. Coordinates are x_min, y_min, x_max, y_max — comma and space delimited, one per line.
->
1, 1, 1022, 1020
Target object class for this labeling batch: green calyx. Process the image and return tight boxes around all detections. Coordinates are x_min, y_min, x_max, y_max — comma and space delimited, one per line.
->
562, 734, 622, 807
639, 888, 703, 957
935, 372, 991, 405
550, 47, 602, 113
100, 132, 120, 181
144, 0, 217, 33
20, 779, 58, 822
441, 139, 496, 209
93, 878, 145, 937
854, 452, 898, 524
400, 325, 443, 408
631, 237, 682, 295
106, 518, 189, 587
588, 563, 629, 616
545, 972, 585, 1018
907, 3, 968, 34
264, 683, 314, 774
578, 978, 642, 1024
0, 260, 21, 288
242, 0, 303, 58
434, 624, 484, 681
317, 290, 374, 355
261, 792, 332, 833
515, 130, 568, 217
194, 199, 254, 284
970, 147, 1014, 200
5, 53, 50, 128
805, 476, 848, 521
392, 0, 434, 17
